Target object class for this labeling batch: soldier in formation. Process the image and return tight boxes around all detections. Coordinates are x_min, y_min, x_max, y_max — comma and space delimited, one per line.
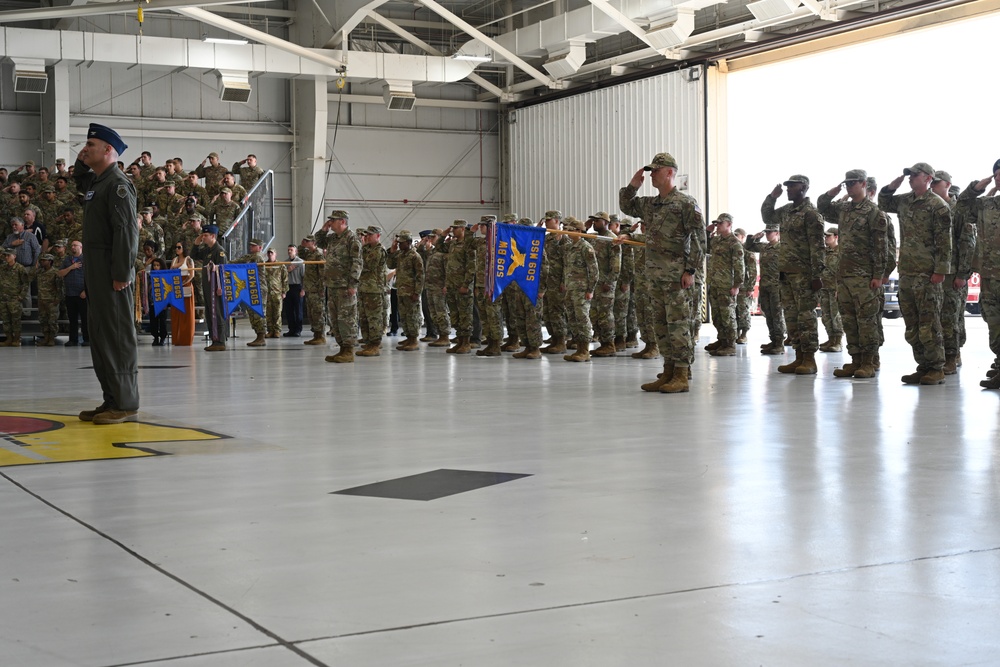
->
704, 213, 744, 357
387, 230, 425, 352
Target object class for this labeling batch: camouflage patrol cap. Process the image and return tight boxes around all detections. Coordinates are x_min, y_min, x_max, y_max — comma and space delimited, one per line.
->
24, 160, 34, 167
52, 239, 66, 248
644, 153, 678, 171
543, 210, 563, 220
783, 174, 810, 186
713, 213, 734, 225
328, 210, 349, 220
41, 185, 54, 193
355, 227, 367, 236
203, 225, 219, 235
734, 228, 747, 237
39, 253, 55, 262
903, 162, 934, 177
588, 211, 610, 222
563, 218, 586, 232
765, 224, 780, 233
55, 158, 66, 165
451, 219, 467, 227
220, 187, 232, 194
432, 228, 445, 237
609, 214, 620, 223
248, 238, 263, 247
502, 214, 518, 223
865, 176, 877, 191
825, 226, 839, 236
931, 170, 953, 184
208, 152, 220, 159
140, 207, 153, 215
2, 247, 17, 256
844, 169, 867, 182
367, 225, 383, 235
480, 215, 497, 223
396, 230, 413, 241
517, 217, 533, 226
303, 235, 316, 243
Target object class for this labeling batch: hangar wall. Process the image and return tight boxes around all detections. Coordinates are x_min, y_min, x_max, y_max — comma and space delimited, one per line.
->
506, 66, 709, 223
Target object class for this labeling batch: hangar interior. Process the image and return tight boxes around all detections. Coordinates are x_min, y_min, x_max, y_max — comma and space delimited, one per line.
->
2, 1, 1000, 666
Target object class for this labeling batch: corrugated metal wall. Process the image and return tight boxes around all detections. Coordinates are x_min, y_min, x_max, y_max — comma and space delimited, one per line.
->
507, 67, 707, 221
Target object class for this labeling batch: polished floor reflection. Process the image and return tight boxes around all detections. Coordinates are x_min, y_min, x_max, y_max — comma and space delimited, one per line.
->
2, 317, 998, 666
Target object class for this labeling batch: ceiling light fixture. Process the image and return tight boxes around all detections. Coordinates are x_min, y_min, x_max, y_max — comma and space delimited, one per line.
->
203, 37, 250, 45
452, 53, 492, 63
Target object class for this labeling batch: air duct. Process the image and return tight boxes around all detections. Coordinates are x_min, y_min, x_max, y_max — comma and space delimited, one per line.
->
11, 58, 48, 94
217, 69, 251, 102
747, 0, 801, 21
543, 41, 587, 79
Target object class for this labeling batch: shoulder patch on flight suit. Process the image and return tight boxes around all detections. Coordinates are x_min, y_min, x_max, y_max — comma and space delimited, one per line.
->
117, 185, 128, 199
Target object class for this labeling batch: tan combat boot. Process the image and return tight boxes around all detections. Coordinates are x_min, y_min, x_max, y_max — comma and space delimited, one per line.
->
564, 340, 591, 362
901, 367, 926, 384
919, 368, 946, 385
704, 339, 722, 351
853, 353, 877, 379
326, 344, 355, 363
659, 364, 690, 393
453, 336, 473, 354
482, 339, 503, 356
397, 336, 420, 351
541, 335, 567, 354
943, 354, 958, 374
205, 342, 226, 351
513, 346, 541, 359
873, 350, 881, 370
833, 355, 859, 378
777, 350, 803, 374
614, 335, 626, 350
795, 351, 818, 374
247, 333, 266, 347
761, 339, 784, 355
591, 341, 617, 357
355, 343, 379, 357
634, 342, 659, 359
821, 334, 842, 353
735, 329, 748, 344
626, 338, 639, 349
501, 335, 520, 352
709, 340, 736, 357
641, 362, 674, 391
44, 334, 56, 347
304, 332, 326, 345
980, 372, 1000, 389
420, 334, 436, 342
429, 333, 451, 347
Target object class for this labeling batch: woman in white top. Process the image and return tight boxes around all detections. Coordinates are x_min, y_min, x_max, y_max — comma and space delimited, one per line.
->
170, 239, 196, 345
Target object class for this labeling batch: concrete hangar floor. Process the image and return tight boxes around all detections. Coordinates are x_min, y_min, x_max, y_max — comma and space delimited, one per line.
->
2, 316, 998, 666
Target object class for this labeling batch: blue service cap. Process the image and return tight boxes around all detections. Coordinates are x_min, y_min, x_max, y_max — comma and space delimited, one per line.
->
203, 225, 219, 235
87, 123, 128, 155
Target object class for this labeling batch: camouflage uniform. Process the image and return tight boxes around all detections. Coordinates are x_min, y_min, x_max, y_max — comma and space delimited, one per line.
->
541, 232, 568, 342
0, 255, 29, 343
588, 227, 621, 346
138, 219, 166, 257
879, 179, 952, 375
620, 175, 706, 374
762, 187, 826, 355
424, 244, 450, 336
359, 241, 388, 346
441, 230, 475, 338
210, 199, 241, 236
264, 260, 288, 336
471, 229, 503, 344
940, 195, 976, 361
817, 243, 843, 343
300, 244, 327, 336
234, 162, 264, 192
877, 215, 898, 347
195, 162, 228, 198
818, 191, 889, 363
31, 261, 63, 342
706, 231, 745, 346
505, 219, 544, 352
234, 248, 268, 335
737, 241, 757, 339
562, 234, 599, 344
745, 234, 785, 347
615, 236, 635, 345
629, 231, 657, 352
387, 242, 425, 340
316, 225, 363, 346
959, 178, 1000, 376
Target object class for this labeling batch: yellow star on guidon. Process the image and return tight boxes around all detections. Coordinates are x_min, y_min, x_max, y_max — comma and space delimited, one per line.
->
0, 412, 224, 467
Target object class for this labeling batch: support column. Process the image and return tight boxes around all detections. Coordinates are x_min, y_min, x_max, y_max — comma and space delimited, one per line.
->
41, 64, 71, 167
292, 77, 329, 240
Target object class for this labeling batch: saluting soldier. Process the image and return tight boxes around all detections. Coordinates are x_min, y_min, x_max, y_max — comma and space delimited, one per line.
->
233, 154, 264, 192
0, 247, 29, 346
316, 211, 362, 363
704, 213, 745, 357
439, 220, 475, 354
263, 247, 288, 338
357, 226, 388, 356
234, 239, 269, 347
387, 230, 425, 351
540, 211, 569, 355
31, 253, 63, 346
299, 235, 328, 346
587, 211, 621, 357
931, 170, 975, 374
196, 152, 228, 198
560, 217, 599, 362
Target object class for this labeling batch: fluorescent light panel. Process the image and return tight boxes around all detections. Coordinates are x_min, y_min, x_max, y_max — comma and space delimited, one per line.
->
203, 37, 250, 45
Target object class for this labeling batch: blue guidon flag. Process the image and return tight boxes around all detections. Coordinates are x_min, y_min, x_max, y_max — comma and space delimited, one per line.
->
487, 223, 546, 305
221, 263, 264, 318
150, 269, 185, 316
